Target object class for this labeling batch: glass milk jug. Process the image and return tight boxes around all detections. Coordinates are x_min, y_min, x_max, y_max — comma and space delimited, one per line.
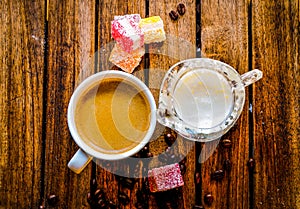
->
157, 58, 263, 142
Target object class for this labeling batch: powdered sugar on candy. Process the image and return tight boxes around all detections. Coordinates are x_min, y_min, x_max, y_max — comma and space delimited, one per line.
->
111, 14, 144, 53
110, 14, 166, 73
148, 163, 184, 193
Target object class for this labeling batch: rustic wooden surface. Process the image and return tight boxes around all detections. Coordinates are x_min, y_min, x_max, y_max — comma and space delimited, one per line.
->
0, 0, 299, 209
200, 1, 251, 208
0, 1, 45, 208
252, 1, 300, 208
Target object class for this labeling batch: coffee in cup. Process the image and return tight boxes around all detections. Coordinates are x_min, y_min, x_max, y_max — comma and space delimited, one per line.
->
68, 70, 156, 173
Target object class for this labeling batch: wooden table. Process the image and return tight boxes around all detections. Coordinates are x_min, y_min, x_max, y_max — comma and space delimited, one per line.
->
1, 0, 299, 208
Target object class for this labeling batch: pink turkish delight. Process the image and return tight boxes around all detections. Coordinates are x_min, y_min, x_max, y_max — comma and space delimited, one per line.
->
114, 14, 141, 26
148, 163, 184, 192
111, 14, 144, 53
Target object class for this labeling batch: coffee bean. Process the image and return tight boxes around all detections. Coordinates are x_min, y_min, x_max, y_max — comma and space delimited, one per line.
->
204, 193, 214, 206
194, 172, 201, 184
164, 130, 177, 146
88, 188, 110, 208
119, 177, 136, 190
97, 198, 107, 208
223, 159, 232, 171
108, 201, 117, 209
47, 194, 59, 206
138, 146, 150, 158
169, 10, 179, 21
135, 192, 149, 209
87, 192, 93, 204
39, 200, 45, 209
196, 3, 201, 14
211, 169, 225, 181
91, 178, 97, 192
147, 152, 154, 158
221, 139, 232, 148
177, 3, 186, 15
132, 152, 140, 158
193, 205, 205, 209
180, 163, 187, 175
142, 146, 149, 152
94, 189, 105, 200
118, 192, 130, 205
247, 158, 255, 170
135, 202, 145, 209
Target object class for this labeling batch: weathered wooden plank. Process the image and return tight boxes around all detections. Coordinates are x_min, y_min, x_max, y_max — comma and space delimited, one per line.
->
252, 0, 300, 208
148, 1, 197, 208
43, 0, 95, 208
0, 1, 10, 206
0, 0, 44, 208
200, 0, 250, 208
96, 1, 147, 209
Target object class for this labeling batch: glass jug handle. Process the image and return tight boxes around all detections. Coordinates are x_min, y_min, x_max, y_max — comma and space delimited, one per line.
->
241, 69, 263, 87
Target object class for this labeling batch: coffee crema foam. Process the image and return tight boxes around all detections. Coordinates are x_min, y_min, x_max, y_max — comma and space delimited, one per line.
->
75, 78, 151, 154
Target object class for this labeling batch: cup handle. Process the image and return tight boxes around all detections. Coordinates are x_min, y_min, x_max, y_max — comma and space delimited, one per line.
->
241, 69, 263, 87
68, 149, 93, 174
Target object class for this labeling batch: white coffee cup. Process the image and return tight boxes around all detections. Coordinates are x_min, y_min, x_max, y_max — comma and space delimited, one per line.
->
67, 70, 157, 174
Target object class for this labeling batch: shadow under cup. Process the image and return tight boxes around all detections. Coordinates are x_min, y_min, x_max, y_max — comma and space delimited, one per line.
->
68, 71, 157, 162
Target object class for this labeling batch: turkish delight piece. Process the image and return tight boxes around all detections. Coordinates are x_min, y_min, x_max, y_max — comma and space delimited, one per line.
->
109, 44, 145, 73
139, 16, 166, 44
114, 14, 141, 26
111, 15, 144, 53
148, 163, 184, 193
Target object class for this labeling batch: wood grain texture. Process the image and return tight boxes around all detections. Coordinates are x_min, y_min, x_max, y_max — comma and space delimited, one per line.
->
148, 1, 197, 208
0, 1, 299, 208
0, 1, 44, 208
252, 0, 300, 208
43, 0, 95, 208
200, 0, 250, 208
95, 1, 147, 209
